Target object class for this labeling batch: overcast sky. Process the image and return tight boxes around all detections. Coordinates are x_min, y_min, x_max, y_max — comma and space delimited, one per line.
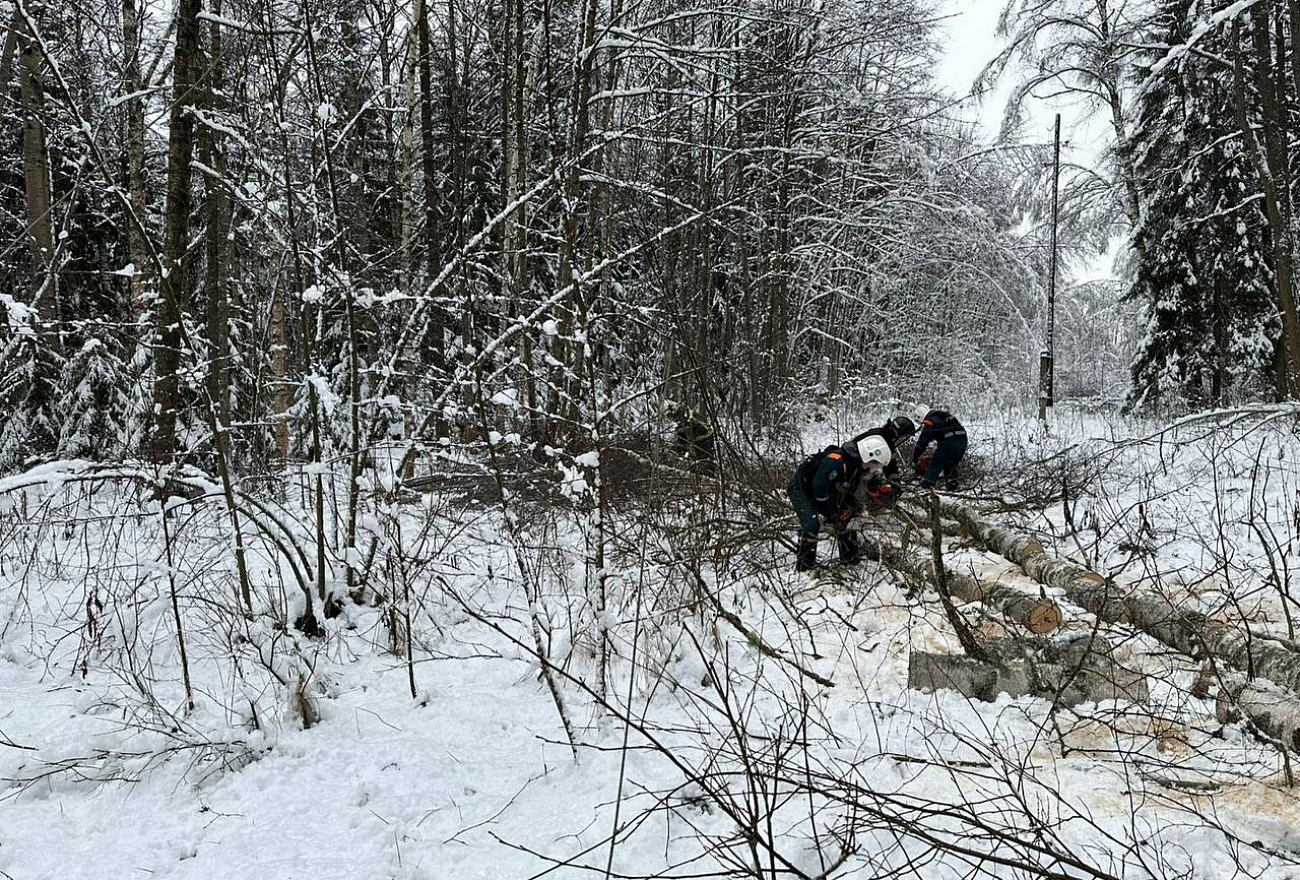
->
934, 0, 1006, 134
933, 0, 1124, 282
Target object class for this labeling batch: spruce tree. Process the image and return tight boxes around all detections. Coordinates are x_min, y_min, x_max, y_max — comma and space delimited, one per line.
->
55, 337, 135, 461
1127, 0, 1278, 411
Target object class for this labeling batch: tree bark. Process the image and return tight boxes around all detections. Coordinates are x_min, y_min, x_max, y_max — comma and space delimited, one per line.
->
415, 0, 447, 373
122, 0, 149, 323
271, 285, 290, 461
201, 0, 231, 429
1230, 12, 1300, 396
938, 499, 1300, 697
858, 531, 1062, 635
1217, 676, 1300, 750
416, 0, 438, 271
0, 8, 20, 110
150, 0, 205, 461
909, 634, 1149, 707
18, 6, 56, 330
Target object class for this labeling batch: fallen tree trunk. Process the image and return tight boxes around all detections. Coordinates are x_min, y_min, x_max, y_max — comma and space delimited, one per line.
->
909, 634, 1149, 707
858, 531, 1062, 635
934, 498, 1300, 745
1217, 676, 1300, 750
935, 499, 1300, 692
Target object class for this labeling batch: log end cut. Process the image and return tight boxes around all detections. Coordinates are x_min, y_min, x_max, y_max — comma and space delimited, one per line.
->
1026, 601, 1064, 635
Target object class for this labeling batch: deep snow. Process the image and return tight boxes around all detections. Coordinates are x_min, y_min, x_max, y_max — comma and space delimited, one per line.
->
3, 407, 1300, 879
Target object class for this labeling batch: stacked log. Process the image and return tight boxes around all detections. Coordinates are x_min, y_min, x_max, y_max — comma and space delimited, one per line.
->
857, 532, 1063, 635
932, 498, 1300, 746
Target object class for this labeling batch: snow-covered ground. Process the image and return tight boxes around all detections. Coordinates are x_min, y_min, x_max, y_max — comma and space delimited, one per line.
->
3, 406, 1300, 879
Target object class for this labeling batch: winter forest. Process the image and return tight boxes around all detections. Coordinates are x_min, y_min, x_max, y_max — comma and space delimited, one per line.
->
4, 0, 1300, 875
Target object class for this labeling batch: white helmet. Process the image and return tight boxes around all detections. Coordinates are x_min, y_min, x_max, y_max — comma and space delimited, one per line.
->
854, 435, 891, 470
913, 404, 931, 424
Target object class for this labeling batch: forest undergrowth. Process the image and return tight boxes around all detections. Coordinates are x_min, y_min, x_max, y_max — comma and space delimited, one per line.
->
2, 405, 1300, 879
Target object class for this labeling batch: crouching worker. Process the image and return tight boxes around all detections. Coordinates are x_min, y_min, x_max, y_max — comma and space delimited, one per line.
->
858, 415, 917, 478
911, 406, 967, 490
787, 435, 891, 572
666, 401, 715, 461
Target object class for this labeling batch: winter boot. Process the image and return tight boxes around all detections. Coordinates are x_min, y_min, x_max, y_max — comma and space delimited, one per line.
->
837, 531, 861, 565
795, 538, 817, 572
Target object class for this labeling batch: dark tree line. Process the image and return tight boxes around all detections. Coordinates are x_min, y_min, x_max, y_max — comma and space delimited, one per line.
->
1126, 0, 1300, 410
4, 0, 1226, 479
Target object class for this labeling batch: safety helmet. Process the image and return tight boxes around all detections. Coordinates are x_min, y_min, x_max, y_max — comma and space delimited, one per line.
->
913, 404, 931, 424
855, 435, 891, 470
889, 415, 917, 437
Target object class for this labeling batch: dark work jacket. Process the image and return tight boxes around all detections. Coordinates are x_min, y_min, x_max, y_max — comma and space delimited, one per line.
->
913, 410, 966, 462
796, 446, 862, 518
860, 425, 904, 476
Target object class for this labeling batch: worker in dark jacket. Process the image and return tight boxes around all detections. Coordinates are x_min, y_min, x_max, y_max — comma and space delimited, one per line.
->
787, 435, 891, 571
667, 402, 715, 460
858, 416, 916, 477
911, 407, 967, 490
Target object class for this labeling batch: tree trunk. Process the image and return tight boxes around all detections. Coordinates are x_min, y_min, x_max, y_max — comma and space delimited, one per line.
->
398, 5, 418, 291
938, 499, 1300, 697
122, 0, 150, 324
936, 499, 1300, 746
1291, 0, 1300, 102
416, 0, 438, 271
415, 0, 447, 375
150, 0, 204, 462
1231, 12, 1300, 396
858, 531, 1062, 634
271, 286, 290, 461
1217, 676, 1300, 750
18, 7, 56, 331
909, 634, 1149, 707
202, 0, 231, 429
0, 8, 20, 111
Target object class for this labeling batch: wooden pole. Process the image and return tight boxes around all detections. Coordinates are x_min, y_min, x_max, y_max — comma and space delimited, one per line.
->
1039, 113, 1061, 422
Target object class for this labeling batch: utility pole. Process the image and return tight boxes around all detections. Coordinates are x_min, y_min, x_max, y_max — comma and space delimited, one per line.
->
1039, 113, 1061, 423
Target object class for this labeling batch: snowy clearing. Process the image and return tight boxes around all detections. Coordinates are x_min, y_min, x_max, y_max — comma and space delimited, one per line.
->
3, 408, 1300, 879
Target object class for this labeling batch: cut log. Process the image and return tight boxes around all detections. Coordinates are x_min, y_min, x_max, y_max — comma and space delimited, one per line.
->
934, 499, 1300, 746
1216, 676, 1300, 751
934, 499, 1300, 693
859, 532, 1062, 634
909, 634, 1149, 707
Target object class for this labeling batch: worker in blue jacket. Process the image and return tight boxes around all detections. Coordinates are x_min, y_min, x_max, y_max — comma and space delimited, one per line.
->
859, 415, 917, 478
787, 435, 891, 571
911, 406, 967, 490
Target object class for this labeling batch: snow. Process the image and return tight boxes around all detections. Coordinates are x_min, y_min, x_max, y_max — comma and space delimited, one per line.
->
1144, 0, 1264, 85
490, 387, 519, 408
195, 10, 247, 30
0, 293, 36, 335
2, 408, 1300, 877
